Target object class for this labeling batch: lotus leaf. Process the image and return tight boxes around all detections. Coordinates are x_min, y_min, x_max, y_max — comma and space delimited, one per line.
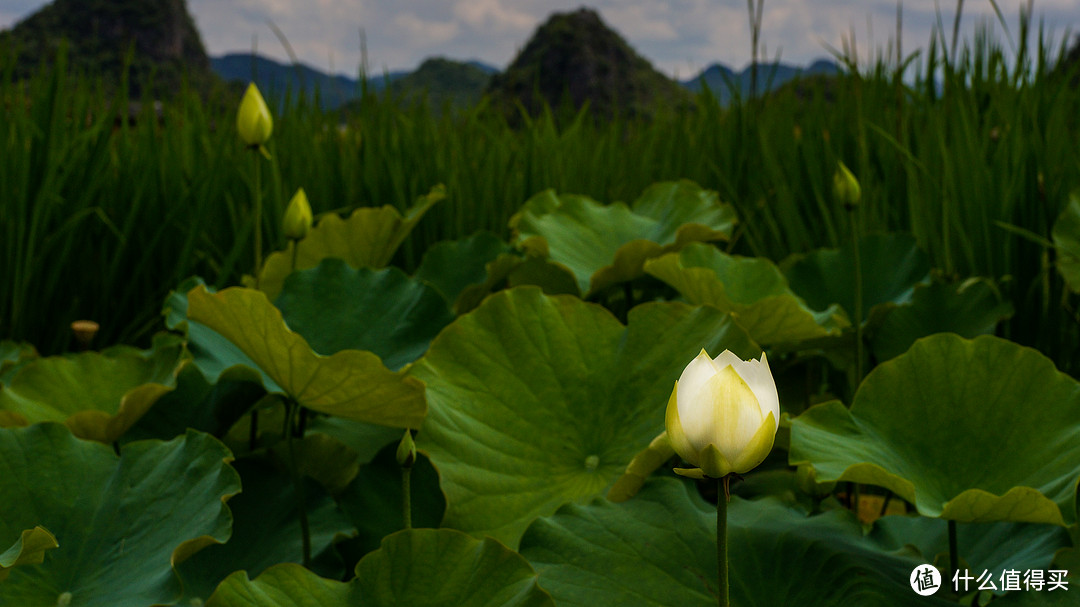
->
275, 259, 454, 370
0, 333, 183, 442
353, 528, 554, 606
257, 185, 444, 299
645, 242, 847, 344
509, 181, 736, 296
0, 526, 57, 582
870, 278, 1013, 361
208, 530, 553, 607
785, 232, 930, 322
0, 423, 239, 606
178, 459, 353, 603
410, 286, 757, 547
790, 334, 1080, 524
414, 231, 512, 312
208, 564, 360, 606
186, 285, 426, 429
519, 477, 949, 606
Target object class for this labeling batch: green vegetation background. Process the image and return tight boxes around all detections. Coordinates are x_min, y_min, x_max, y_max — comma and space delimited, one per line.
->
0, 28, 1078, 379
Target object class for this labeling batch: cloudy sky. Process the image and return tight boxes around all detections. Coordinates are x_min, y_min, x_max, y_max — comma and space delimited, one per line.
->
1, 1, 1076, 78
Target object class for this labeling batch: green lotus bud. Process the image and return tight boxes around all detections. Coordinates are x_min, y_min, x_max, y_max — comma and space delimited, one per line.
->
396, 430, 416, 469
282, 188, 313, 240
834, 161, 861, 210
237, 83, 273, 147
665, 349, 780, 479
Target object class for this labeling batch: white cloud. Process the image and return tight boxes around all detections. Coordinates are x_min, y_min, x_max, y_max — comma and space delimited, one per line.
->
453, 0, 535, 33
4, 0, 1078, 79
394, 13, 459, 46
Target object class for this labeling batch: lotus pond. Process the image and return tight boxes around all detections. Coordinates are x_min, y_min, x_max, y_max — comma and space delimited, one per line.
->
3, 27, 1080, 607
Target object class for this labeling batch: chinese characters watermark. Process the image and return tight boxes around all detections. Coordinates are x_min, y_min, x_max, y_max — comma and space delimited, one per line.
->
910, 565, 1070, 595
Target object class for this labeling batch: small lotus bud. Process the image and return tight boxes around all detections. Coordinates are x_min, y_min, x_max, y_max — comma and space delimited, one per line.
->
396, 430, 416, 469
70, 320, 100, 350
834, 161, 861, 210
237, 83, 273, 147
282, 188, 313, 240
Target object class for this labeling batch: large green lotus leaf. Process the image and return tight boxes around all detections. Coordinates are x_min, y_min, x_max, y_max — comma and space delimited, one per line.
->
645, 243, 848, 345
0, 527, 58, 582
186, 285, 426, 429
208, 564, 361, 606
124, 360, 267, 443
257, 185, 445, 300
274, 259, 454, 371
0, 334, 184, 442
519, 477, 950, 607
510, 181, 736, 296
414, 231, 512, 312
871, 515, 1071, 590
165, 277, 282, 392
0, 423, 239, 606
790, 334, 1080, 524
353, 528, 554, 607
410, 286, 758, 547
1052, 194, 1080, 292
870, 278, 1013, 361
785, 232, 930, 322
178, 458, 352, 604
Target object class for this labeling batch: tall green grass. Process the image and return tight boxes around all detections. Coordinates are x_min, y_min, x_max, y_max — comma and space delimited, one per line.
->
1, 25, 1077, 374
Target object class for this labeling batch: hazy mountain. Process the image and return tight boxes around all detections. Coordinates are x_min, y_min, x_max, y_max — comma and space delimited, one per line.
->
0, 0, 216, 97
388, 57, 494, 109
682, 58, 841, 103
212, 52, 500, 110
486, 8, 693, 121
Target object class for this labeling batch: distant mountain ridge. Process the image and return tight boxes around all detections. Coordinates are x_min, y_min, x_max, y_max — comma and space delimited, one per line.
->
211, 52, 499, 110
212, 51, 840, 111
681, 59, 840, 103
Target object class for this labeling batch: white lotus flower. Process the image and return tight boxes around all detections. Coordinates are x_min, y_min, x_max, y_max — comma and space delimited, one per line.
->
666, 348, 780, 478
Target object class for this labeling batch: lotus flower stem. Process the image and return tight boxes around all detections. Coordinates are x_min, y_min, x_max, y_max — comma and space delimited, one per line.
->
948, 519, 959, 591
285, 400, 312, 567
252, 153, 263, 289
717, 475, 730, 607
402, 467, 413, 530
849, 210, 864, 384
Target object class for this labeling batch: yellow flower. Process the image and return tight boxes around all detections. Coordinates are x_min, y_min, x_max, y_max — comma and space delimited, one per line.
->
237, 83, 273, 146
666, 349, 779, 479
282, 188, 313, 240
833, 161, 861, 210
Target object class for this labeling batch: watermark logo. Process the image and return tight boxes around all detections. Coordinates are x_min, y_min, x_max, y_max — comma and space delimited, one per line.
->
910, 564, 942, 596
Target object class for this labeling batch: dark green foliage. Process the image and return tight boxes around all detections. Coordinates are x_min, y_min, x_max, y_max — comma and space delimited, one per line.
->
0, 0, 218, 98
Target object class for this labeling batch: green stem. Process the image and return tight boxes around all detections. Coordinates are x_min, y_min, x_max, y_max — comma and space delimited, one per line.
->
286, 400, 312, 567
850, 210, 864, 385
253, 152, 263, 289
948, 519, 959, 591
290, 238, 300, 274
717, 476, 729, 607
402, 467, 412, 530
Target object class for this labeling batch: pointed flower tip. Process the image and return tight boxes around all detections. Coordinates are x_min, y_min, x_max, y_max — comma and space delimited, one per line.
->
237, 82, 273, 147
283, 187, 313, 240
833, 161, 861, 209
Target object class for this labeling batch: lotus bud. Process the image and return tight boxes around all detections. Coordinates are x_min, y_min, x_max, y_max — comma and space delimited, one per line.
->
834, 161, 861, 210
282, 188, 313, 240
396, 430, 416, 469
665, 349, 780, 479
70, 320, 100, 350
237, 83, 273, 147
